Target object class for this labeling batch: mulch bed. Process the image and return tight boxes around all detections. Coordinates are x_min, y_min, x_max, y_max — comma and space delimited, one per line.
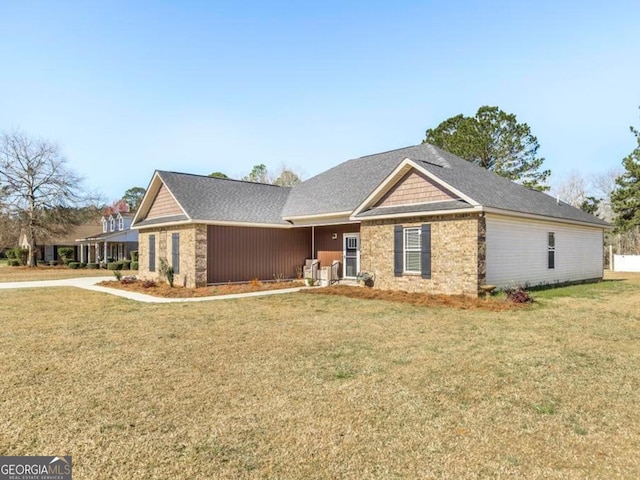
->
302, 285, 520, 311
97, 279, 305, 298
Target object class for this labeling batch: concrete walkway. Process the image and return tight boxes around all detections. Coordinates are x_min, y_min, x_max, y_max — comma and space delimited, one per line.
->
0, 277, 305, 303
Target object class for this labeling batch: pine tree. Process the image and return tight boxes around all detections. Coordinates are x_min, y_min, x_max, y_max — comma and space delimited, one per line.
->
611, 110, 640, 232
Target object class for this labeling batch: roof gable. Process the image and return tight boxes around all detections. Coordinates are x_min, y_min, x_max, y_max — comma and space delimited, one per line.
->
374, 169, 457, 208
133, 171, 292, 228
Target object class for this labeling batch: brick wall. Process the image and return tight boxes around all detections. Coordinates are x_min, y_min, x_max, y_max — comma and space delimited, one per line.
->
138, 224, 208, 288
360, 213, 484, 296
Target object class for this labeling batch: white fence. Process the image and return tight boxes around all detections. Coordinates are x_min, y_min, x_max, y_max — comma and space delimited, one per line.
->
613, 254, 640, 272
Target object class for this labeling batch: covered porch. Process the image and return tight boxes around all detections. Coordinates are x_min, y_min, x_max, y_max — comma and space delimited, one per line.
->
77, 230, 139, 264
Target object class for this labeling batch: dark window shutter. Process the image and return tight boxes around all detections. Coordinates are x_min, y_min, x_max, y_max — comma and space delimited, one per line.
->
172, 233, 180, 274
421, 224, 431, 279
394, 225, 403, 277
149, 234, 156, 272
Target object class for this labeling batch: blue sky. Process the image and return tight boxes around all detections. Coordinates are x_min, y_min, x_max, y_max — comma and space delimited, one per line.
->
1, 1, 639, 202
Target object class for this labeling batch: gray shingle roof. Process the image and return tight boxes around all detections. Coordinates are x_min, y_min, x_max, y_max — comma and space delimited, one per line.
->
284, 144, 609, 227
356, 199, 471, 218
146, 144, 608, 228
282, 146, 418, 217
133, 214, 189, 228
412, 145, 610, 227
157, 171, 292, 226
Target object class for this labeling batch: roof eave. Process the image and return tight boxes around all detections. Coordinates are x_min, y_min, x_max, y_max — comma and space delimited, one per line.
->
482, 207, 613, 229
352, 206, 481, 221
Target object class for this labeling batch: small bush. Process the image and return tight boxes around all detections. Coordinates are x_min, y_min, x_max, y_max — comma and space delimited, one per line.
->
130, 250, 139, 262
250, 278, 261, 287
141, 279, 156, 288
67, 262, 81, 269
78, 263, 86, 269
48, 260, 59, 266
6, 247, 28, 265
120, 260, 131, 270
86, 263, 99, 269
113, 270, 122, 281
107, 262, 123, 270
8, 260, 21, 267
57, 247, 75, 263
503, 285, 535, 304
159, 257, 175, 287
130, 261, 139, 271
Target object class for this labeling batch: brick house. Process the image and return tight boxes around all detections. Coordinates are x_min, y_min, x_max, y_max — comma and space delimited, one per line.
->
131, 144, 610, 295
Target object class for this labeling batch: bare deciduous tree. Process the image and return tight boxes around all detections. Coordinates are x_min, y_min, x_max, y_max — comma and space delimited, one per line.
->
0, 129, 86, 266
551, 171, 588, 207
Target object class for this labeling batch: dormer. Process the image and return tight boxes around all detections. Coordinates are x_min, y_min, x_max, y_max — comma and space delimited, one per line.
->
109, 215, 116, 232
102, 217, 108, 233
117, 212, 124, 231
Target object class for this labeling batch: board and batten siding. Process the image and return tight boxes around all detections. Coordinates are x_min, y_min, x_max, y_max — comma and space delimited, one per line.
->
485, 214, 604, 287
207, 225, 311, 284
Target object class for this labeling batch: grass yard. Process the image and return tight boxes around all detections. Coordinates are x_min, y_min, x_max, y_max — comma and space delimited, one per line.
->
0, 263, 116, 281
1, 274, 639, 478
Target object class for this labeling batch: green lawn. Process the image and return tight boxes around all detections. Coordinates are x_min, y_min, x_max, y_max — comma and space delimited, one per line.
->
1, 274, 639, 479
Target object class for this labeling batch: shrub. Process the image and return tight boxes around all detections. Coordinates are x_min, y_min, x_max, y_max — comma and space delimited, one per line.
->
120, 260, 131, 270
8, 260, 21, 267
57, 247, 75, 264
67, 262, 81, 269
130, 250, 139, 262
86, 263, 99, 269
113, 270, 122, 281
141, 279, 156, 288
107, 262, 123, 270
6, 247, 28, 265
159, 257, 175, 287
503, 285, 535, 304
79, 263, 86, 269
130, 261, 139, 271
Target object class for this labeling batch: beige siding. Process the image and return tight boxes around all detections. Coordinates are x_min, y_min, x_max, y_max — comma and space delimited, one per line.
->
376, 170, 456, 207
485, 214, 604, 287
146, 183, 183, 219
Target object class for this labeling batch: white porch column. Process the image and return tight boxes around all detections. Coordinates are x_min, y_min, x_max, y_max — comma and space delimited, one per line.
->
80, 244, 85, 263
94, 243, 99, 263
104, 242, 108, 262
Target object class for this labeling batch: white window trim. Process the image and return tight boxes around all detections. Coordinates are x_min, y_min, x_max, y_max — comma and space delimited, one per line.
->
548, 232, 555, 269
102, 220, 108, 233
403, 227, 421, 274
118, 217, 124, 231
110, 218, 115, 231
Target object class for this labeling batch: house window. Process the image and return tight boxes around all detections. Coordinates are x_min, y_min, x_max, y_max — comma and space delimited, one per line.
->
548, 232, 555, 269
394, 224, 431, 279
118, 216, 124, 231
110, 218, 115, 232
102, 219, 108, 233
149, 234, 156, 272
404, 227, 422, 273
171, 233, 180, 274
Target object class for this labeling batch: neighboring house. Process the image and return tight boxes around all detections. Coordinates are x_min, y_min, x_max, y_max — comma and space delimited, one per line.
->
131, 144, 610, 295
76, 212, 139, 263
19, 220, 103, 263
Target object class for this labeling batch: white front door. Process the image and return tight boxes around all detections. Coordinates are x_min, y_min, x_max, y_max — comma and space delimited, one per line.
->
343, 233, 360, 279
